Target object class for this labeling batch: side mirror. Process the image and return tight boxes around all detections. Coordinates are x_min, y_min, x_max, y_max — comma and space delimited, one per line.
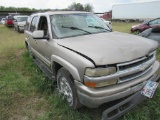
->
33, 30, 44, 39
32, 30, 49, 40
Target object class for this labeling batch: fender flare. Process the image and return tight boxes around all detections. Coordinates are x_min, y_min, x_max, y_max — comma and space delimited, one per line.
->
51, 55, 81, 81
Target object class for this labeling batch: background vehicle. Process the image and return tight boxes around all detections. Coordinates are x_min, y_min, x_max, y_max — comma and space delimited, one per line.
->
138, 27, 160, 46
0, 18, 6, 24
101, 18, 112, 30
5, 16, 14, 27
14, 16, 28, 32
112, 1, 160, 21
131, 18, 160, 33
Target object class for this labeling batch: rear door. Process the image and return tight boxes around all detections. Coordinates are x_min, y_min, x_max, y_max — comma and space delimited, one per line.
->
25, 15, 39, 56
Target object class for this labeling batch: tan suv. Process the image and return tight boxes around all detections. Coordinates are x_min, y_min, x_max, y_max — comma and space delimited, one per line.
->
24, 11, 160, 119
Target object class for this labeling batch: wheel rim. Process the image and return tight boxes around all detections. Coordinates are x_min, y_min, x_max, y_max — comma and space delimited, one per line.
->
59, 77, 73, 103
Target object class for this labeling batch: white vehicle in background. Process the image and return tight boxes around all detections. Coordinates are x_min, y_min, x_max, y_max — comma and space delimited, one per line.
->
14, 16, 28, 32
101, 18, 112, 30
112, 1, 160, 21
0, 18, 6, 24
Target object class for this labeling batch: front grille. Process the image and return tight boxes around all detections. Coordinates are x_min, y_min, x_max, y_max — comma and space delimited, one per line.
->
119, 54, 153, 71
119, 66, 151, 82
117, 52, 155, 83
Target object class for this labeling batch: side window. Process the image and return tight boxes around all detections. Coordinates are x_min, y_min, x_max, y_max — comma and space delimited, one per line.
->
30, 16, 38, 32
25, 17, 31, 30
38, 16, 48, 36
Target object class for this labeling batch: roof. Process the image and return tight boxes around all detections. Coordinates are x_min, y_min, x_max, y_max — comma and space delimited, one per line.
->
32, 11, 92, 16
13, 15, 29, 19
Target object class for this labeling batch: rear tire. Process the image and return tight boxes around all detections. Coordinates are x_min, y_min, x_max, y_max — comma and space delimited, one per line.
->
57, 67, 82, 109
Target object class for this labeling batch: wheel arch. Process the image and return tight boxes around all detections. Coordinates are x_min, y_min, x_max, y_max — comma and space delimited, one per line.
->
51, 55, 81, 81
25, 41, 28, 49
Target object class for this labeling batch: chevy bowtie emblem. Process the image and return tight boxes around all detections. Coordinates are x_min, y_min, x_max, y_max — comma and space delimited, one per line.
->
140, 63, 149, 71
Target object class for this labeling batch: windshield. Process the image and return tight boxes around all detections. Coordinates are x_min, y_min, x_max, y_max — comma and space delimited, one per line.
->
8, 16, 14, 20
17, 17, 28, 22
50, 13, 110, 38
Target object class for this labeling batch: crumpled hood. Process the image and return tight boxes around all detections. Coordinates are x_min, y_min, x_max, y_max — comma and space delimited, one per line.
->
58, 32, 158, 65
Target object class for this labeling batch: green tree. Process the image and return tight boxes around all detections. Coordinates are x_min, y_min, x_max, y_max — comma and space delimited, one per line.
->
0, 6, 38, 11
68, 2, 84, 11
84, 3, 93, 12
0, 6, 5, 10
68, 2, 93, 12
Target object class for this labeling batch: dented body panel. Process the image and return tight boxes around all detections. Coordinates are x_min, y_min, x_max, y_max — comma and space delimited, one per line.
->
58, 32, 158, 65
24, 11, 160, 113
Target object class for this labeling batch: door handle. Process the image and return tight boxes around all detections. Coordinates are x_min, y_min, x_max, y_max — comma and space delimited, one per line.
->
26, 36, 29, 41
35, 39, 37, 44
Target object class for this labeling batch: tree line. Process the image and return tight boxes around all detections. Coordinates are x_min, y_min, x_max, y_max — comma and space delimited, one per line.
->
0, 2, 93, 12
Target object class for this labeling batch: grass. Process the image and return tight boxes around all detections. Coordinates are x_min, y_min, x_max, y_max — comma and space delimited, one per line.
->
0, 23, 160, 120
112, 22, 137, 33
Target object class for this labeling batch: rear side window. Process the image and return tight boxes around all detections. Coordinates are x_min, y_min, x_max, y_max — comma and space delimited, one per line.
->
30, 16, 38, 32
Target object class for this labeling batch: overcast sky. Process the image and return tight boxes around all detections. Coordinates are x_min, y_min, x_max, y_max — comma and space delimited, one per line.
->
0, 0, 158, 12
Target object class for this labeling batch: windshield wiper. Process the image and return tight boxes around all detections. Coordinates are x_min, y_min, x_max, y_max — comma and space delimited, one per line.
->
62, 26, 91, 34
88, 26, 111, 32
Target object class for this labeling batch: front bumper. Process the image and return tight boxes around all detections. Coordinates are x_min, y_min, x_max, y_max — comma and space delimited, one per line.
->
75, 61, 160, 108
19, 26, 25, 32
6, 24, 14, 27
102, 90, 147, 120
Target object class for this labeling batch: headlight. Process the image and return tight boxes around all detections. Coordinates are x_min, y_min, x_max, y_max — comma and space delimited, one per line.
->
95, 79, 117, 87
131, 25, 136, 28
84, 67, 117, 87
85, 67, 116, 77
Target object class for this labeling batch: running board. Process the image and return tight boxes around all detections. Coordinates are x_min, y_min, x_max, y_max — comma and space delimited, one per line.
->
33, 58, 53, 80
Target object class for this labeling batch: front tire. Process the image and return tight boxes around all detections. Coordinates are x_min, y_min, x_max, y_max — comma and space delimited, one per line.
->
57, 67, 82, 109
134, 29, 141, 34
17, 26, 21, 33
